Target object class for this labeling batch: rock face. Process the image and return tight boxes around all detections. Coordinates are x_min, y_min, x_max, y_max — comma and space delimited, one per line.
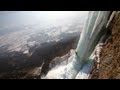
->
90, 11, 120, 79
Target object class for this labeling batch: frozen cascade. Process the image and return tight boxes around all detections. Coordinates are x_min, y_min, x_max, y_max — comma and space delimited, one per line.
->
44, 11, 111, 79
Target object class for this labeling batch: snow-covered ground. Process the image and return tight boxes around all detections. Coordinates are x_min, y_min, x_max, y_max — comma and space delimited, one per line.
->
0, 11, 88, 79
0, 11, 88, 55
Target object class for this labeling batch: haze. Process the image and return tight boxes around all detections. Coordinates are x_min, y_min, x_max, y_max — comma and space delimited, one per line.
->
0, 11, 88, 29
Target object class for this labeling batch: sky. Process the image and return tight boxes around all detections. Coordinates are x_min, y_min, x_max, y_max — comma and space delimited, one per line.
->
0, 11, 88, 29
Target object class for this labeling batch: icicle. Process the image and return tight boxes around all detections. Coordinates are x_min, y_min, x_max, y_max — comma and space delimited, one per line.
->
64, 11, 111, 79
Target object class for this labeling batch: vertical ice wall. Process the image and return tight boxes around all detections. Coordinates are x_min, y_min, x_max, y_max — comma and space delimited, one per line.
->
64, 11, 110, 79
